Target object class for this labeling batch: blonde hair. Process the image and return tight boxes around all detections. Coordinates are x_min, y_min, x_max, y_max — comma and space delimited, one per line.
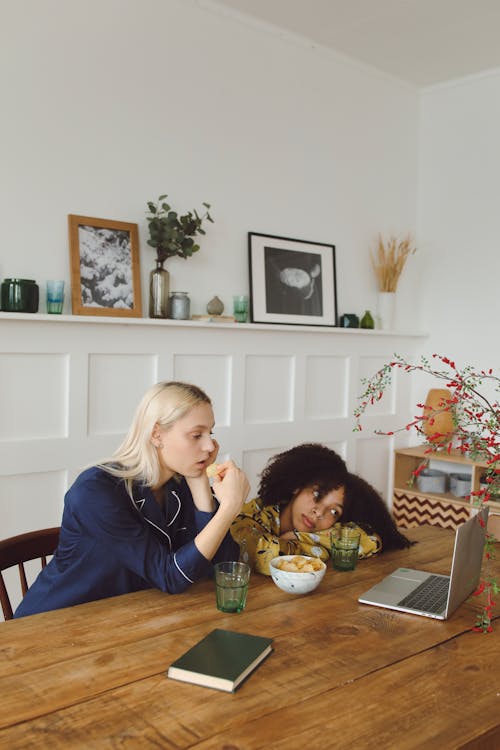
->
99, 381, 211, 498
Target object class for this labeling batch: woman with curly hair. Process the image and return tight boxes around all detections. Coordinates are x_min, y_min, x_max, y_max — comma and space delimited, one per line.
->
231, 443, 412, 575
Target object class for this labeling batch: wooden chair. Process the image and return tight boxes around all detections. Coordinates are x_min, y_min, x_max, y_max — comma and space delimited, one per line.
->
0, 527, 60, 620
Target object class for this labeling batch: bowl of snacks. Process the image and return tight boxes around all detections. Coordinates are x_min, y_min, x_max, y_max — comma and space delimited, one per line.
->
269, 555, 326, 595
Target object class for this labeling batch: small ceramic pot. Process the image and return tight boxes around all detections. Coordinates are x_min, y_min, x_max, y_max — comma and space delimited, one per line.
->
206, 296, 224, 315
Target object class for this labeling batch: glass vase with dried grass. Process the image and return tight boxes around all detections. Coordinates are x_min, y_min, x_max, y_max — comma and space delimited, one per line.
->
371, 233, 416, 292
371, 234, 416, 329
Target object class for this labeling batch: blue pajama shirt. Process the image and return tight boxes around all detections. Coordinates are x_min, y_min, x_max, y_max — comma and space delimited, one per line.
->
14, 466, 239, 618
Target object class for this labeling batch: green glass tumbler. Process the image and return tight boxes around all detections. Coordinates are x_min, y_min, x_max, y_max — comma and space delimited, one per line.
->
214, 561, 250, 612
331, 524, 361, 571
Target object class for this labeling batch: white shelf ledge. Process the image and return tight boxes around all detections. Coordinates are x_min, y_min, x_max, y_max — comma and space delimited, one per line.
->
0, 312, 427, 337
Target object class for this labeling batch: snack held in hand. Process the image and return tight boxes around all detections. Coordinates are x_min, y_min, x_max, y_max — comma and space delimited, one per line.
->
206, 463, 221, 478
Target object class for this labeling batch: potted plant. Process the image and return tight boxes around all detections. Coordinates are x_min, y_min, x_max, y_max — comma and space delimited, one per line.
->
145, 194, 214, 318
354, 354, 499, 632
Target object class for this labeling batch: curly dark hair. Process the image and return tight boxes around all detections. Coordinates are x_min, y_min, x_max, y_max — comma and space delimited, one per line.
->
258, 443, 413, 552
258, 443, 348, 507
343, 473, 413, 550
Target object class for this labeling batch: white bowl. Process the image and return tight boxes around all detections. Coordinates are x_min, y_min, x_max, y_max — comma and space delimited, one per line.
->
269, 555, 326, 595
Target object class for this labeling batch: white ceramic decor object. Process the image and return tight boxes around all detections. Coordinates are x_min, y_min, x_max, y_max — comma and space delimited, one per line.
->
377, 291, 396, 330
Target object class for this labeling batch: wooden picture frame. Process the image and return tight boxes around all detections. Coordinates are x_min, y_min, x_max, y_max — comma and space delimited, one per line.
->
68, 214, 142, 317
248, 232, 338, 326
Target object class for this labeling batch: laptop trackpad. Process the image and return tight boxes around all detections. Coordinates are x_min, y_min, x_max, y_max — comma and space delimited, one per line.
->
359, 568, 430, 605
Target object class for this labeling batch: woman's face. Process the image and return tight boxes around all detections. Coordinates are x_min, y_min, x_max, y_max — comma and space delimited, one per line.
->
289, 485, 345, 532
154, 402, 217, 480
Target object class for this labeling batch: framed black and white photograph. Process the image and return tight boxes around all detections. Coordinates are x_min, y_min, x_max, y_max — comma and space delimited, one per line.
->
248, 232, 338, 326
68, 215, 142, 317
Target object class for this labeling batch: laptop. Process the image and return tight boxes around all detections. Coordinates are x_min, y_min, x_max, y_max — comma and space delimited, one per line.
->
358, 506, 489, 620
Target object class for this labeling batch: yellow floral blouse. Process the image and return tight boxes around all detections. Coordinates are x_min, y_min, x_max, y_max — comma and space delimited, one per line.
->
230, 497, 382, 576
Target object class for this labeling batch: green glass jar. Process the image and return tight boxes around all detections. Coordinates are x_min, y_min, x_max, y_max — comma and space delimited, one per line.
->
360, 310, 374, 329
1, 278, 39, 313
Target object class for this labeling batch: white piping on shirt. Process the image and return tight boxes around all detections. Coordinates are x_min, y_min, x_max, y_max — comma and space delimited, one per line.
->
167, 490, 182, 527
144, 517, 172, 553
140, 489, 193, 583
174, 552, 194, 583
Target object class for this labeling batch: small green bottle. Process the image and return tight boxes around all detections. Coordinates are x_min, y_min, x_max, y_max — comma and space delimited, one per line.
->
360, 310, 374, 329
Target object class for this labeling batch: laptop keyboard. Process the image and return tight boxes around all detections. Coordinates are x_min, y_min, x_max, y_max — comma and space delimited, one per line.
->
398, 574, 450, 614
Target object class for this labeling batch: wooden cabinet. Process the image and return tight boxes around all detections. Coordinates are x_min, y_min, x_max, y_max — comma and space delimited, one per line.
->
392, 445, 500, 538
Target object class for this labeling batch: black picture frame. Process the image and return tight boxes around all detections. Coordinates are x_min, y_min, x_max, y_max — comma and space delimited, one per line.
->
248, 232, 338, 326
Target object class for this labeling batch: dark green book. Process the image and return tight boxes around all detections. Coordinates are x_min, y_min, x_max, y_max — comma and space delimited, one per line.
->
167, 628, 273, 692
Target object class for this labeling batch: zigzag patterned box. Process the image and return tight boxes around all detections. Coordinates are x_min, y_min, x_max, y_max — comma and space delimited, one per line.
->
393, 492, 471, 531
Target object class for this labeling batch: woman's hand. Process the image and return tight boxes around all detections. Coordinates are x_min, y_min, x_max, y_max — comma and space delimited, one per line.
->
279, 530, 297, 541
193, 460, 250, 561
185, 439, 220, 511
212, 460, 250, 520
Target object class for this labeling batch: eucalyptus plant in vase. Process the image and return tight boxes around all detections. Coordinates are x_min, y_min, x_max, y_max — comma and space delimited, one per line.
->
145, 194, 213, 318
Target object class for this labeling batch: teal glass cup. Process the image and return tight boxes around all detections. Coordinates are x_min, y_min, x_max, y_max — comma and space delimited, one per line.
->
46, 280, 65, 314
233, 295, 249, 323
214, 561, 250, 613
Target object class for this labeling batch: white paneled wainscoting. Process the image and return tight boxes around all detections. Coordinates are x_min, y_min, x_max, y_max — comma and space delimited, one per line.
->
0, 313, 426, 616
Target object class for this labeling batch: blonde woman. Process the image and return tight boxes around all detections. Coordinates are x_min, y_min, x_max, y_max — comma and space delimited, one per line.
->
15, 382, 249, 617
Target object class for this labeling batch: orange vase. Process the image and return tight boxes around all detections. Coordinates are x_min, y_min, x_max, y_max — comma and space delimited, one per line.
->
422, 388, 455, 445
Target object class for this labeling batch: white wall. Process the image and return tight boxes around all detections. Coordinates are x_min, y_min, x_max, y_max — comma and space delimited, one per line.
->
1, 1, 497, 486
0, 314, 423, 616
5, 0, 498, 614
0, 0, 419, 326
418, 71, 500, 371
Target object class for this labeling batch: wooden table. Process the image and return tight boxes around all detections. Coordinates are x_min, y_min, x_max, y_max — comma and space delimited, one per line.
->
1, 526, 499, 749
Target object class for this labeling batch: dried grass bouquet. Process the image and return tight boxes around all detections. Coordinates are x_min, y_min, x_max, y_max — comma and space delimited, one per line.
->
371, 233, 416, 292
